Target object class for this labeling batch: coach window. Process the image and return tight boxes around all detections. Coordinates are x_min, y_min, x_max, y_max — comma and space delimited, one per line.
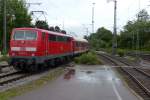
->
57, 36, 61, 41
42, 32, 45, 39
49, 35, 56, 41
57, 36, 63, 42
61, 36, 63, 41
61, 36, 64, 42
64, 37, 67, 42
67, 37, 71, 42
76, 42, 79, 47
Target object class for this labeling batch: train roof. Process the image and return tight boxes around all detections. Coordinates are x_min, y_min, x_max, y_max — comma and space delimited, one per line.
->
13, 28, 88, 43
73, 37, 88, 43
13, 28, 72, 38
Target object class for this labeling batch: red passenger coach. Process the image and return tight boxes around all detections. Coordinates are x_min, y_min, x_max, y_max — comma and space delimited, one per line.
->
73, 38, 89, 55
9, 28, 88, 71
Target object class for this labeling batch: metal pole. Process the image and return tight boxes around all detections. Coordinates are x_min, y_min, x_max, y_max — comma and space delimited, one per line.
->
92, 3, 95, 33
3, 0, 7, 53
112, 0, 117, 55
136, 0, 140, 57
132, 31, 135, 50
62, 19, 64, 30
86, 28, 89, 36
136, 19, 140, 57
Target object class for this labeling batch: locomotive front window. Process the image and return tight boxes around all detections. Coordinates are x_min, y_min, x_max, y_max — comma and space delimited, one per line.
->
13, 31, 25, 40
13, 30, 37, 40
25, 31, 37, 40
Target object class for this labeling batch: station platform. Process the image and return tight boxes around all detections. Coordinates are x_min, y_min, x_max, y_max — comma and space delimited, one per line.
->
11, 65, 141, 100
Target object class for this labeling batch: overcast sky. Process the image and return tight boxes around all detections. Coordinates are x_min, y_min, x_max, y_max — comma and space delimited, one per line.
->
26, 0, 150, 37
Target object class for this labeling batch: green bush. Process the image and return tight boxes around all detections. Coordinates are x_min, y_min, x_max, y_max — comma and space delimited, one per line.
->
74, 52, 102, 65
1, 49, 8, 55
0, 55, 9, 62
117, 49, 124, 57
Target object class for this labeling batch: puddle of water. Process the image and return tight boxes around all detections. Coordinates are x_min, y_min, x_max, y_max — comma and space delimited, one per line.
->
63, 65, 121, 84
86, 71, 93, 74
64, 69, 75, 80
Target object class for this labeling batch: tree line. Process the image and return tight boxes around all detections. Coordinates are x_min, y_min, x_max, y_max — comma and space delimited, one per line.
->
88, 9, 150, 51
35, 20, 66, 34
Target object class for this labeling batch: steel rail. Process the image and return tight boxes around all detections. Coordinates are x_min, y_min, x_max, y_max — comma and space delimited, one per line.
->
98, 53, 150, 97
0, 73, 31, 86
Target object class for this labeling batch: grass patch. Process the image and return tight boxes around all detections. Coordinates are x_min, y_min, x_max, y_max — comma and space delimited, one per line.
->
0, 67, 65, 100
74, 52, 102, 65
117, 49, 125, 57
124, 56, 138, 62
0, 56, 9, 62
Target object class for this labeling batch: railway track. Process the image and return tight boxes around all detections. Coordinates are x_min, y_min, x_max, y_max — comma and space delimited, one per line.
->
0, 73, 30, 86
98, 53, 150, 99
127, 52, 150, 62
0, 70, 21, 79
0, 65, 9, 69
0, 64, 10, 73
0, 70, 30, 86
0, 61, 73, 87
0, 65, 31, 86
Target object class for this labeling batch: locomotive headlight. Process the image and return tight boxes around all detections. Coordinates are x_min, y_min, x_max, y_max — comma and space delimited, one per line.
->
31, 53, 35, 56
12, 53, 15, 56
26, 47, 37, 52
11, 47, 20, 51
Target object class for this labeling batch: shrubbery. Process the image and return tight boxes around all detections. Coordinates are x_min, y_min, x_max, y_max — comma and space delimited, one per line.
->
117, 49, 125, 57
0, 55, 9, 62
74, 52, 102, 65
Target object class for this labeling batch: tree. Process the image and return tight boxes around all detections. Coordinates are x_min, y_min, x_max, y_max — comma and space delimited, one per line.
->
137, 9, 149, 21
54, 26, 61, 32
0, 0, 32, 51
35, 20, 49, 30
88, 27, 113, 49
61, 30, 66, 34
84, 35, 88, 40
49, 26, 55, 31
118, 9, 150, 50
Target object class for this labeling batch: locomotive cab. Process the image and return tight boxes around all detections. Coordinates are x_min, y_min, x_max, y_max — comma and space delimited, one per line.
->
9, 28, 41, 70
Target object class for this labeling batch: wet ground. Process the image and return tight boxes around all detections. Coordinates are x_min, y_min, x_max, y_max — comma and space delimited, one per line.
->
11, 65, 140, 100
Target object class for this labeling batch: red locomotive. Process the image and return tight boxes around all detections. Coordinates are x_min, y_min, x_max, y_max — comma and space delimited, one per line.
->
9, 28, 89, 71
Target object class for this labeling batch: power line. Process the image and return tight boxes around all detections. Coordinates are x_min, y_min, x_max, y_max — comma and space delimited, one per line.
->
26, 2, 42, 8
31, 11, 47, 21
25, 2, 46, 21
